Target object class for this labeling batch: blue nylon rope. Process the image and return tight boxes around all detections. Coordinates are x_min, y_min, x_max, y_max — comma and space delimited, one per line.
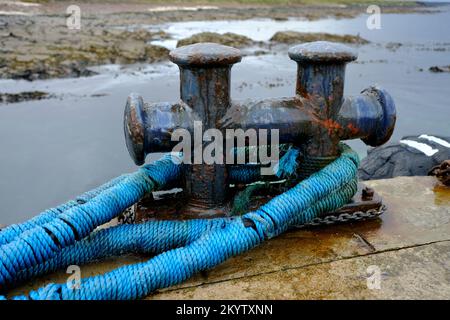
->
0, 174, 129, 246
0, 154, 181, 289
6, 220, 216, 290
0, 149, 288, 246
0, 144, 359, 300
4, 179, 356, 291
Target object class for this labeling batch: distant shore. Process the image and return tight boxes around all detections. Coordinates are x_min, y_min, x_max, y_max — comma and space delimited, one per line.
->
0, 1, 432, 81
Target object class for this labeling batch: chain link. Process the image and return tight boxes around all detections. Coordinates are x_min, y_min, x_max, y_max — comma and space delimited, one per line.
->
118, 205, 136, 224
121, 203, 387, 229
293, 204, 387, 229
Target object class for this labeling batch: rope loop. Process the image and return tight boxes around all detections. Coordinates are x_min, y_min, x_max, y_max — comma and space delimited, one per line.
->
0, 144, 359, 300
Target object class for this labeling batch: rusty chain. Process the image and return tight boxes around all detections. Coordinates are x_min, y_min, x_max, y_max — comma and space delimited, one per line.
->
292, 204, 387, 229
121, 203, 387, 229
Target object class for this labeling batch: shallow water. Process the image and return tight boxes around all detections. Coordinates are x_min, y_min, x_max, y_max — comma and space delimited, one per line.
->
148, 6, 450, 49
1, 7, 449, 225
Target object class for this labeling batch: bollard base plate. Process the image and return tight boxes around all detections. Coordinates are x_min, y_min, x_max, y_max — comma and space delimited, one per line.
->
125, 183, 383, 225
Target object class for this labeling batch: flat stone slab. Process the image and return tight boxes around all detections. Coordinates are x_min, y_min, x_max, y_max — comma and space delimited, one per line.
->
8, 176, 450, 299
154, 241, 450, 299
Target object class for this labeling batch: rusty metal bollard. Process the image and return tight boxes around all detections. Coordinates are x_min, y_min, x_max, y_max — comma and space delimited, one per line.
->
124, 41, 396, 217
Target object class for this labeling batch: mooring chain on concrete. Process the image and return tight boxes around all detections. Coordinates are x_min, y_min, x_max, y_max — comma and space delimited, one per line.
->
120, 202, 386, 229
118, 206, 136, 224
293, 204, 387, 228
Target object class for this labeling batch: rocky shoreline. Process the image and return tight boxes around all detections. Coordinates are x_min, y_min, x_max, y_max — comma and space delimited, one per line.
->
0, 28, 170, 80
0, 1, 430, 82
0, 91, 51, 104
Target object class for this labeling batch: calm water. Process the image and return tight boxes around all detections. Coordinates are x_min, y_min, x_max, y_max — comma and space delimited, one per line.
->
1, 7, 449, 225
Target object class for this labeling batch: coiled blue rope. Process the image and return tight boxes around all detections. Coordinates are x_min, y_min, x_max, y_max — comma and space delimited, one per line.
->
0, 144, 359, 300
0, 154, 181, 289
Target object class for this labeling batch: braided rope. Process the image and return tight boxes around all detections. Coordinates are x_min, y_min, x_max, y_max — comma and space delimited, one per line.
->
0, 174, 129, 246
0, 154, 181, 289
0, 144, 359, 300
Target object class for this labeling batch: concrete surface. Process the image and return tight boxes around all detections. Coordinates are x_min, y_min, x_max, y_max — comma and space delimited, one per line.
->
9, 176, 450, 299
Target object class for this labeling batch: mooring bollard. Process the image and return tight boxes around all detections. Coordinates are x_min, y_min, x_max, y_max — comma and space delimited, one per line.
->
124, 41, 396, 217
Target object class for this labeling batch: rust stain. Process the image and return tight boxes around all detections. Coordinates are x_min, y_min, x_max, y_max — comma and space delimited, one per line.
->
128, 103, 144, 145
321, 118, 342, 136
433, 183, 450, 206
347, 123, 359, 135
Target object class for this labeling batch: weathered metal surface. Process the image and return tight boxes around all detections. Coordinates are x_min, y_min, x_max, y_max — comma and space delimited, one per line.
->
124, 41, 396, 214
169, 42, 242, 67
131, 182, 382, 223
287, 41, 358, 63
173, 45, 238, 209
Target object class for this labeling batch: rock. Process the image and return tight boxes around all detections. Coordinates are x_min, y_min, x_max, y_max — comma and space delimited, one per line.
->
114, 39, 147, 64
429, 160, 450, 186
359, 135, 450, 180
177, 32, 254, 48
429, 65, 450, 73
144, 45, 170, 62
1, 54, 98, 81
0, 91, 52, 104
269, 31, 369, 44
385, 42, 402, 51
0, 29, 169, 81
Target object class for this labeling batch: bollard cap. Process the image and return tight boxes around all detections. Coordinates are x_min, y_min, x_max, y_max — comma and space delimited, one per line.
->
169, 42, 242, 67
288, 41, 357, 64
